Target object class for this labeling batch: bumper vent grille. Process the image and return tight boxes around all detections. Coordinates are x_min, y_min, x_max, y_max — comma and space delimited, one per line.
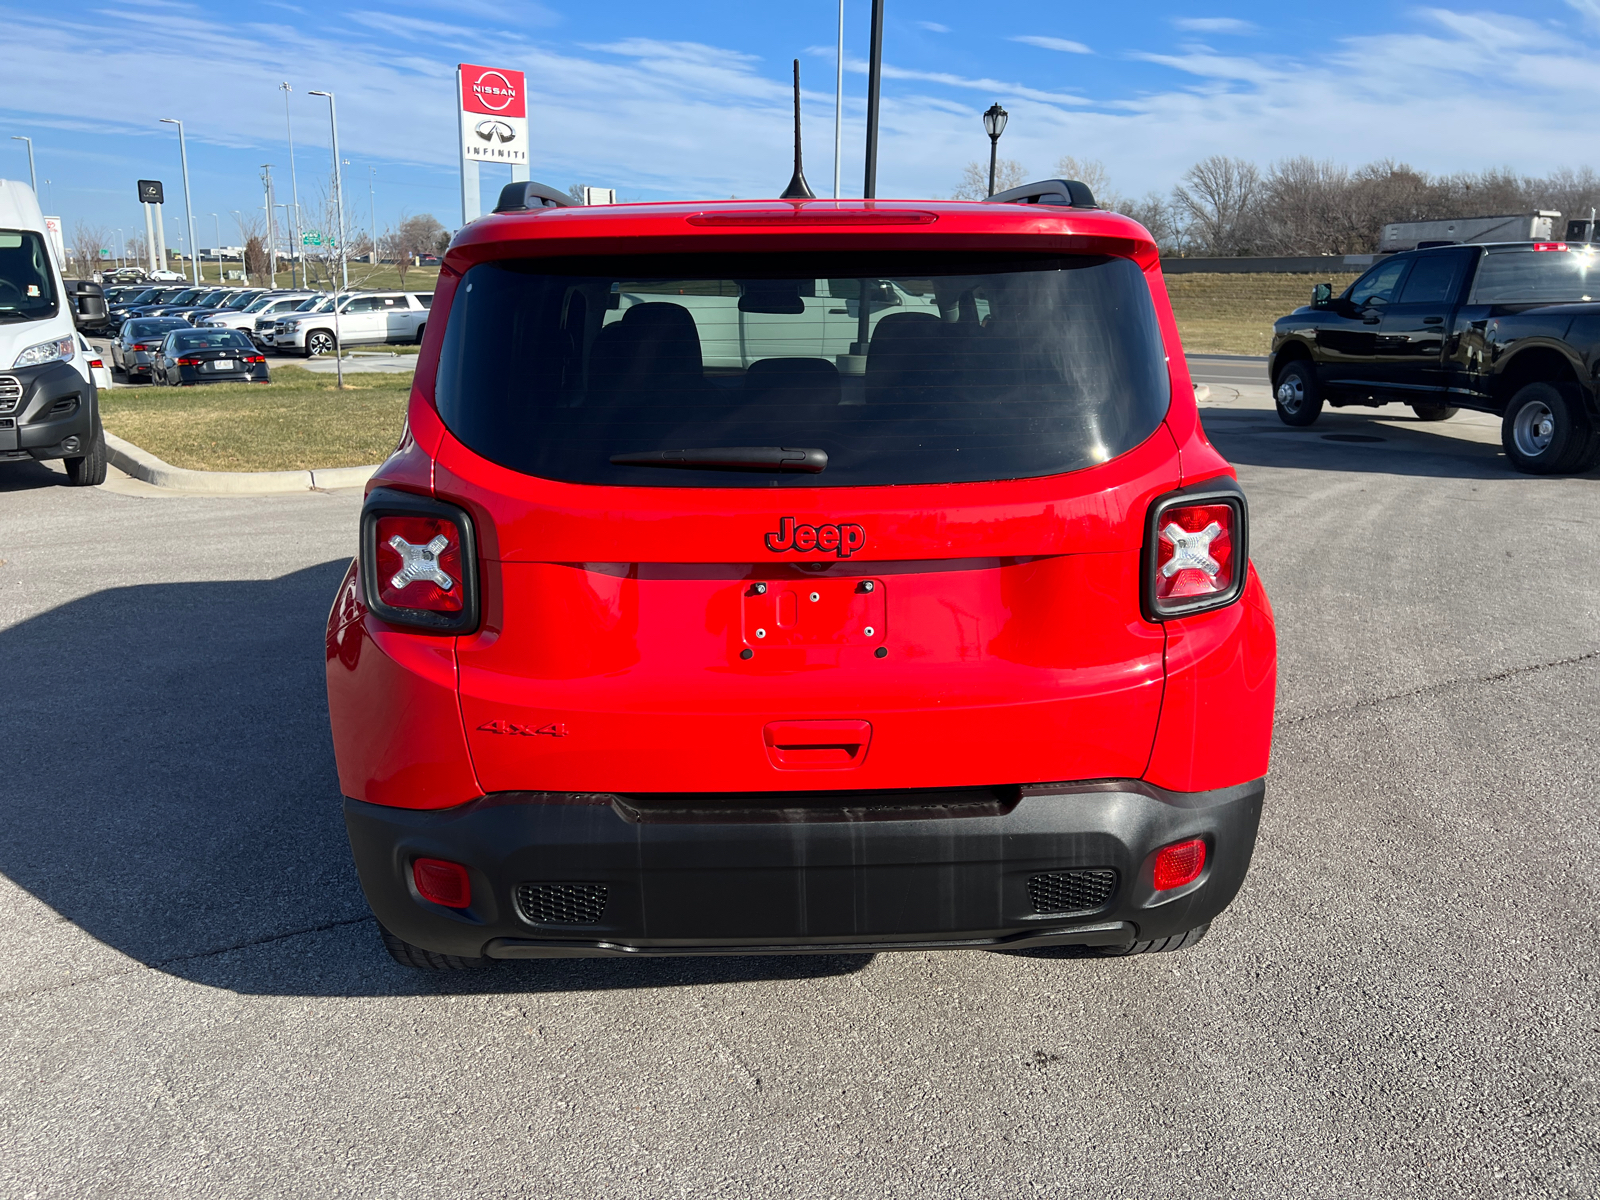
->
1028, 869, 1117, 915
0, 376, 21, 415
49, 397, 78, 416
516, 882, 608, 926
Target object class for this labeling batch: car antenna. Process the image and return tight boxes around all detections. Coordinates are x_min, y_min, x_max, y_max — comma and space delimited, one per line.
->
780, 58, 816, 200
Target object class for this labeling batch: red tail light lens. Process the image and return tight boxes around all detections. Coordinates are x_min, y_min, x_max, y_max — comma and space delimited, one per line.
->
1152, 838, 1206, 890
244, 355, 265, 363
413, 857, 471, 907
374, 515, 464, 613
176, 356, 203, 366
1157, 503, 1235, 601
359, 489, 480, 634
135, 341, 161, 351
1144, 486, 1247, 619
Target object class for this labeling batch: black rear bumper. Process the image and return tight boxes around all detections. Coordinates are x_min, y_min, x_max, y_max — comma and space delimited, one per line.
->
345, 779, 1265, 959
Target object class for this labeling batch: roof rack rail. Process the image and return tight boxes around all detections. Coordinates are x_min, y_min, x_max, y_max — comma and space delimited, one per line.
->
983, 178, 1099, 209
493, 181, 577, 214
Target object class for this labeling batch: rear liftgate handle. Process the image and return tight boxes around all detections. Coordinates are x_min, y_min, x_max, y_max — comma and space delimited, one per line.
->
763, 720, 873, 770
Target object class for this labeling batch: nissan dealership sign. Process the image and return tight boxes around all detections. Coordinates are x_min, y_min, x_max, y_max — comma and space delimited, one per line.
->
457, 63, 528, 166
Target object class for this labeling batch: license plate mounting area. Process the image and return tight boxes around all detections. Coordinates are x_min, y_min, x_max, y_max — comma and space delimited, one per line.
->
741, 578, 885, 648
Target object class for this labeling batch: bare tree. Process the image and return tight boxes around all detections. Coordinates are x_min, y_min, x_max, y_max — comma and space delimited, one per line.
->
67, 222, 112, 278
1171, 156, 1262, 255
1054, 156, 1112, 199
1114, 193, 1183, 252
950, 158, 1028, 200
243, 235, 270, 283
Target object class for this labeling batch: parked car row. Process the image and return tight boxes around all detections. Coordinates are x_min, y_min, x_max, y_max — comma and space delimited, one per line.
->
109, 318, 267, 386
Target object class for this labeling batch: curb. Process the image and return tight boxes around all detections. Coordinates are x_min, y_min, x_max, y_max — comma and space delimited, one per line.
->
104, 433, 379, 494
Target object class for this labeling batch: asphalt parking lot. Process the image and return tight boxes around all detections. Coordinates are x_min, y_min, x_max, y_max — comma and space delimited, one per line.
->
1, 364, 1597, 1198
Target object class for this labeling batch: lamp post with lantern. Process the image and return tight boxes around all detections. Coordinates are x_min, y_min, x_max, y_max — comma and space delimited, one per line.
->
983, 103, 1008, 198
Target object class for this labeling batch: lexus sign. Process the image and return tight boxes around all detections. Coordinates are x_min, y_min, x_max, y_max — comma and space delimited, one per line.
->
458, 63, 528, 165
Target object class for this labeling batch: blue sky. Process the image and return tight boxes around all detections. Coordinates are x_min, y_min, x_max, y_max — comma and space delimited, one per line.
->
7, 1, 1600, 250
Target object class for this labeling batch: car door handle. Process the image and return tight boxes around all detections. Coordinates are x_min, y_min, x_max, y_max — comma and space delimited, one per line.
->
1363, 316, 1380, 325
828, 308, 849, 314
1422, 316, 1444, 325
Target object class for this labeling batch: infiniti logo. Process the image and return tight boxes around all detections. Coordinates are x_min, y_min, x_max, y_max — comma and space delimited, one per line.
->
474, 119, 516, 143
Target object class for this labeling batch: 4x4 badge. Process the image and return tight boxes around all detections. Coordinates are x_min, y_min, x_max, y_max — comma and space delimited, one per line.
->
764, 516, 866, 558
478, 720, 568, 738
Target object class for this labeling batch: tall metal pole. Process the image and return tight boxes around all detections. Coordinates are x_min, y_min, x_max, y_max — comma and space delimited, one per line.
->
10, 136, 36, 194
988, 135, 998, 199
369, 166, 376, 267
834, 0, 844, 199
211, 213, 220, 283
160, 118, 201, 285
280, 83, 302, 288
309, 90, 347, 390
115, 227, 123, 268
260, 164, 277, 287
143, 204, 157, 274
863, 0, 884, 199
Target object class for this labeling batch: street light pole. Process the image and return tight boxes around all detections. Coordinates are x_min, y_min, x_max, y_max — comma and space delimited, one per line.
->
863, 0, 884, 199
159, 118, 202, 285
260, 165, 277, 287
308, 89, 347, 390
369, 165, 376, 268
210, 213, 220, 283
115, 227, 123, 268
982, 103, 1009, 198
280, 83, 303, 289
10, 136, 36, 194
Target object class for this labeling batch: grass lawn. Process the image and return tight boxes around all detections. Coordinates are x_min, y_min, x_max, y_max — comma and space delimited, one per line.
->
1166, 272, 1361, 356
101, 366, 411, 472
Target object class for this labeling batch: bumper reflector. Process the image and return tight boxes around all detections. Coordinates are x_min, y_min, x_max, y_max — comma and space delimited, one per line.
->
413, 857, 471, 908
1152, 838, 1206, 890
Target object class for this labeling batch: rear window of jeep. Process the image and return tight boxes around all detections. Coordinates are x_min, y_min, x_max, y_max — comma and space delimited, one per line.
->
434, 251, 1170, 488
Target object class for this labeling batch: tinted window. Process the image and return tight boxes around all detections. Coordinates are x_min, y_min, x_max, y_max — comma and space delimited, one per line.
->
343, 297, 379, 313
0, 230, 58, 320
169, 330, 251, 351
435, 252, 1171, 489
1397, 253, 1467, 304
1350, 259, 1409, 307
126, 319, 189, 336
1469, 249, 1600, 304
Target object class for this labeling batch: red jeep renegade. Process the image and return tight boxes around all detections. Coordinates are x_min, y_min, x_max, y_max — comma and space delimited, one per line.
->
325, 179, 1278, 969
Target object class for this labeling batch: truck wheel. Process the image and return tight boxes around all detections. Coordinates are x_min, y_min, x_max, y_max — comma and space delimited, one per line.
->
1092, 922, 1210, 957
1410, 403, 1458, 421
1274, 361, 1323, 426
378, 924, 494, 970
1501, 382, 1596, 474
306, 329, 337, 357
63, 424, 107, 487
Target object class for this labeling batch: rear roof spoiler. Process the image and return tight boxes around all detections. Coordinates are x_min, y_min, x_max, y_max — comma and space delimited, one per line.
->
493, 181, 577, 214
983, 178, 1099, 209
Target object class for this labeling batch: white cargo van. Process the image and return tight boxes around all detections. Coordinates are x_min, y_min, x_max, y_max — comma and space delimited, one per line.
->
0, 178, 107, 485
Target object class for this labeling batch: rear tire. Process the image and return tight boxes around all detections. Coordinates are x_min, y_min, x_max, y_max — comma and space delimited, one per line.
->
1274, 360, 1323, 426
63, 423, 107, 487
378, 924, 494, 971
1410, 403, 1458, 421
1092, 922, 1210, 957
1501, 382, 1595, 474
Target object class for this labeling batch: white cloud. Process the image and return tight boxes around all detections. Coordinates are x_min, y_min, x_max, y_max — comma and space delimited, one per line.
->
1010, 35, 1092, 54
1172, 18, 1258, 34
916, 21, 950, 33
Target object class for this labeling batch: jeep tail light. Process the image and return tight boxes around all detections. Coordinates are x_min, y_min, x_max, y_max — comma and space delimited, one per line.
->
1152, 838, 1206, 890
413, 857, 471, 907
1144, 485, 1248, 619
359, 488, 480, 634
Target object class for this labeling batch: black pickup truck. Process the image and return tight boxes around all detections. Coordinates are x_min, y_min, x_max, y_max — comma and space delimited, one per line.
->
1269, 241, 1600, 473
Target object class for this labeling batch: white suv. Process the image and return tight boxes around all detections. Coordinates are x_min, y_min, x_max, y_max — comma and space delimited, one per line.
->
203, 291, 315, 337
273, 292, 430, 356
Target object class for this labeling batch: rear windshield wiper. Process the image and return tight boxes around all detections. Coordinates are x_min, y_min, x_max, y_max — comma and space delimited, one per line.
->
610, 447, 828, 473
